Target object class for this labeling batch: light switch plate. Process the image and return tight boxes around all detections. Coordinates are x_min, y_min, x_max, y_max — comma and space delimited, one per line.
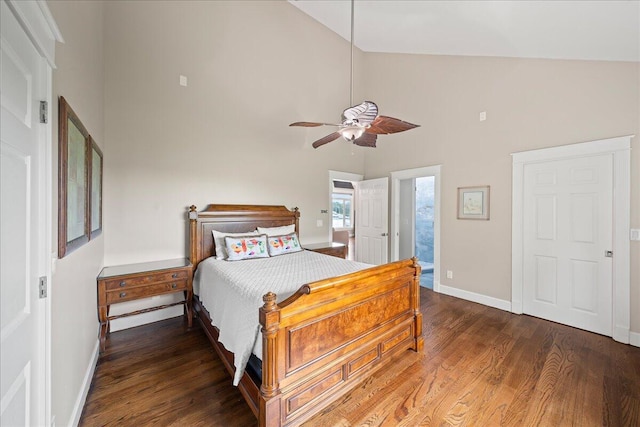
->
631, 229, 640, 241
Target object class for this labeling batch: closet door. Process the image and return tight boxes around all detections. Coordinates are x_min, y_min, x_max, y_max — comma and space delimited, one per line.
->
522, 154, 613, 335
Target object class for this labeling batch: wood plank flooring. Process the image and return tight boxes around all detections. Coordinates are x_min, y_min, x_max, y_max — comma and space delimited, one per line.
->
79, 290, 640, 426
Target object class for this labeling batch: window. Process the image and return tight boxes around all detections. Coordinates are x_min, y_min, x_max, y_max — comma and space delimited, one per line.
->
332, 193, 352, 228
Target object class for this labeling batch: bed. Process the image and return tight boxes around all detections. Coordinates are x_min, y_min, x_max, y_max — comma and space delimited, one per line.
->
188, 204, 423, 427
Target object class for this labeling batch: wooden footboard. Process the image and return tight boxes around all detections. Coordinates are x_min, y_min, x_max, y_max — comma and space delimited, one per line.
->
188, 204, 423, 427
259, 258, 422, 426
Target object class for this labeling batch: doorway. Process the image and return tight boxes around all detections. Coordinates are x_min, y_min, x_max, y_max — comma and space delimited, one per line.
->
391, 166, 441, 290
415, 177, 435, 287
329, 171, 363, 260
398, 177, 435, 287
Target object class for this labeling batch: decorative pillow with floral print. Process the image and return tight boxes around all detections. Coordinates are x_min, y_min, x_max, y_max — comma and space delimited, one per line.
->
267, 233, 303, 257
212, 230, 259, 260
224, 234, 269, 261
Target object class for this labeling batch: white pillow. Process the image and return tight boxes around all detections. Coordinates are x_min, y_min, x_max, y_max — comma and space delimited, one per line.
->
211, 229, 258, 260
256, 224, 295, 237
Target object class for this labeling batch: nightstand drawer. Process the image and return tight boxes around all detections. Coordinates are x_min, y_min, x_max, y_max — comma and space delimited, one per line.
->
105, 279, 188, 304
104, 269, 189, 290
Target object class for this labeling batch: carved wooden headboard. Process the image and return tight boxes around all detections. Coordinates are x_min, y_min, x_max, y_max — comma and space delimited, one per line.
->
188, 204, 300, 270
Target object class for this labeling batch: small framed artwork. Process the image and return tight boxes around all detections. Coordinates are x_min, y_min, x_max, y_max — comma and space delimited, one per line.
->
457, 186, 490, 220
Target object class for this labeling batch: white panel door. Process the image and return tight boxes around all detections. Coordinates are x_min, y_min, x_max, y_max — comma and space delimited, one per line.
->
1, 1, 48, 425
355, 177, 388, 264
522, 154, 613, 335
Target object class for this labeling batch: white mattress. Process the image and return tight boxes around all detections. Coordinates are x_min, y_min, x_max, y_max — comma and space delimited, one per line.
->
193, 250, 371, 386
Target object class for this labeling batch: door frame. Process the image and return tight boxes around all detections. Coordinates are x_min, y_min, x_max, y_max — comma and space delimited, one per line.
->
511, 135, 632, 343
3, 0, 62, 424
391, 165, 441, 291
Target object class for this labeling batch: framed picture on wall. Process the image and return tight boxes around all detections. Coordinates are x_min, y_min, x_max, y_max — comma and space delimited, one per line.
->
58, 96, 103, 257
89, 137, 103, 238
58, 96, 90, 257
457, 185, 490, 220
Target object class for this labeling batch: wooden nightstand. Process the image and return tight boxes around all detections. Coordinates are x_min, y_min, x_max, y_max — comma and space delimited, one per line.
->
97, 258, 193, 352
305, 242, 348, 259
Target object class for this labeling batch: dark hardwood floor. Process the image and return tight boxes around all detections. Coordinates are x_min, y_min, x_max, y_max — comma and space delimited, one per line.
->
79, 290, 640, 426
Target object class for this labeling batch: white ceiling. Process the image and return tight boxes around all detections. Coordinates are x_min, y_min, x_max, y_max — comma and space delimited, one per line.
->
289, 1, 640, 62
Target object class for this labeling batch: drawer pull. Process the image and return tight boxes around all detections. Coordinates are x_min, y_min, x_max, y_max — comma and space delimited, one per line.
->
172, 273, 178, 278
171, 283, 177, 289
119, 281, 126, 287
119, 292, 127, 298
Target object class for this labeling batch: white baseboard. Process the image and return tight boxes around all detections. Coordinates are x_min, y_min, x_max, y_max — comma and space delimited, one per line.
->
630, 331, 640, 347
437, 284, 512, 312
70, 338, 100, 427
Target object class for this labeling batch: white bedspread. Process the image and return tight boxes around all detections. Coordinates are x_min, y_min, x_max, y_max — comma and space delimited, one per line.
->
193, 250, 371, 385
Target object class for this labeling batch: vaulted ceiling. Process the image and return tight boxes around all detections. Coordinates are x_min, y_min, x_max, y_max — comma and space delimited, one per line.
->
289, 1, 640, 62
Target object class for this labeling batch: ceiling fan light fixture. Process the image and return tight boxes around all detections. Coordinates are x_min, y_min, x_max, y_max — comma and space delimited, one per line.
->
340, 127, 365, 141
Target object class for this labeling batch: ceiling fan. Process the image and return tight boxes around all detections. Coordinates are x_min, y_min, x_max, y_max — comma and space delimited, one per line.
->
289, 0, 419, 149
290, 101, 419, 148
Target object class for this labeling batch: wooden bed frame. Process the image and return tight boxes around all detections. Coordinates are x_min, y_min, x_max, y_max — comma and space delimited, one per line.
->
188, 204, 423, 427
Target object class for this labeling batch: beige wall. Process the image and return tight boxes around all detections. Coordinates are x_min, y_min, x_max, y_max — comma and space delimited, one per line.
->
103, 0, 365, 267
48, 1, 105, 426
361, 53, 640, 332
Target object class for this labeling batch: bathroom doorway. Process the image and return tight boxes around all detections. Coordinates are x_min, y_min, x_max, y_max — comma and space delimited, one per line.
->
391, 166, 441, 290
415, 176, 435, 287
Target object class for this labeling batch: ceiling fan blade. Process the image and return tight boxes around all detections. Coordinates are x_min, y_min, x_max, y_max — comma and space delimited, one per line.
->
366, 115, 420, 135
290, 121, 339, 128
353, 132, 377, 147
312, 132, 342, 149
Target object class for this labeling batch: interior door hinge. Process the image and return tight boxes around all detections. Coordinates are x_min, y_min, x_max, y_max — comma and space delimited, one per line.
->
39, 101, 48, 124
39, 276, 48, 298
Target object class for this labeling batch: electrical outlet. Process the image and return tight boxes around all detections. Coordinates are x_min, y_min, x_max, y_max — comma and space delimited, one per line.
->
479, 111, 487, 121
316, 219, 323, 227
446, 270, 453, 279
